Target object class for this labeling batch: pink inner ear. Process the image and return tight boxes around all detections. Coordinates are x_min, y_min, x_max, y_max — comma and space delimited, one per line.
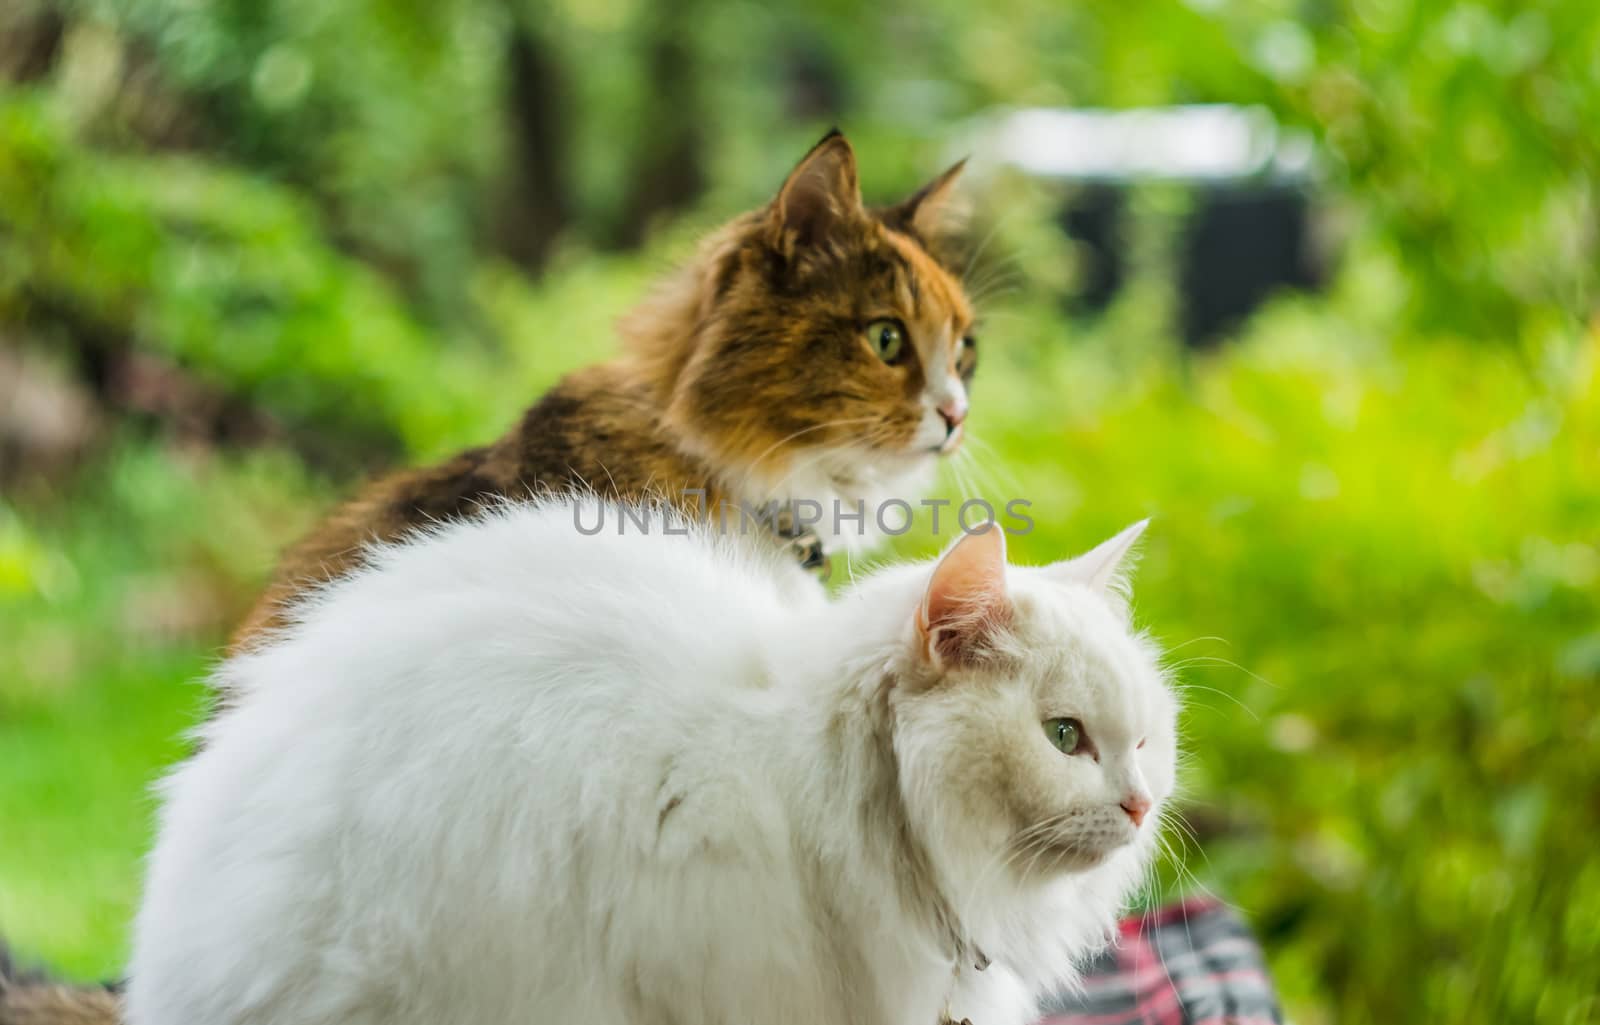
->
918, 527, 1009, 667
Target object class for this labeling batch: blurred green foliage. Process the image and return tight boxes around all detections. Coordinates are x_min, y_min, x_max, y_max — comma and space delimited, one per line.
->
0, 94, 476, 458
1, 1, 1597, 1024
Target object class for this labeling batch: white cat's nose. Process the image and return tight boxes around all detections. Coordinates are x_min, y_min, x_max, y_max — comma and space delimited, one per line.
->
1120, 794, 1151, 827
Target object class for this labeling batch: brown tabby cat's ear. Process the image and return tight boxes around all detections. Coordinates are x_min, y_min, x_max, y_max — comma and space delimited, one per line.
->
769, 129, 864, 255
884, 157, 969, 247
916, 524, 1012, 671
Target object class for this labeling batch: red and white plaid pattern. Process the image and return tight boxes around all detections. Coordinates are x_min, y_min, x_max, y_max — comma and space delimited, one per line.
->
1038, 897, 1282, 1025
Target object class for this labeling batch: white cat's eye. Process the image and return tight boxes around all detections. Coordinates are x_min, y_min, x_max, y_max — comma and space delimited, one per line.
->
865, 320, 906, 364
1044, 717, 1084, 755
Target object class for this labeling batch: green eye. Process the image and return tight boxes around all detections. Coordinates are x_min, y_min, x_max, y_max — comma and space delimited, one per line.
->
866, 320, 906, 363
1044, 717, 1083, 754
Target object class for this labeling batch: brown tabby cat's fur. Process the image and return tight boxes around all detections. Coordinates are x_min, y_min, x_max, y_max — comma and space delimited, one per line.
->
232, 130, 978, 651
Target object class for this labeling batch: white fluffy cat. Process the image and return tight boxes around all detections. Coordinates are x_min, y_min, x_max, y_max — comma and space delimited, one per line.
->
125, 502, 1177, 1025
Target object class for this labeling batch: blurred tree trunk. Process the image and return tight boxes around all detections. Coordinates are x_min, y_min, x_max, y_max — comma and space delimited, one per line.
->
610, 0, 707, 249
0, 4, 65, 83
492, 20, 574, 274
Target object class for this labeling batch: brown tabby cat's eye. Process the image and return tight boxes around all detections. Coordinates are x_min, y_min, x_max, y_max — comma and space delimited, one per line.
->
866, 319, 908, 364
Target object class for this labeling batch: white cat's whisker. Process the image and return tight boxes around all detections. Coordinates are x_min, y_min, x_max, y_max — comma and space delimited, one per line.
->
1167, 653, 1279, 692
1161, 635, 1233, 655
1169, 680, 1261, 723
1166, 813, 1237, 911
1157, 834, 1207, 963
1153, 807, 1238, 926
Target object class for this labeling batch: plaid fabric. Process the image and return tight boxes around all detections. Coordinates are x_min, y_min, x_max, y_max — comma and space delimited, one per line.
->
1038, 897, 1283, 1025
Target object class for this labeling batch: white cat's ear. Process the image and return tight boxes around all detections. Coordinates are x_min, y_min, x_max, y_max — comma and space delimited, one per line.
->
1049, 519, 1149, 596
769, 129, 864, 252
916, 525, 1011, 670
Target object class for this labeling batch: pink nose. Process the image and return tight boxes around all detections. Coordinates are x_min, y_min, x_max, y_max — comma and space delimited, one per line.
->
938, 398, 967, 432
1121, 795, 1151, 827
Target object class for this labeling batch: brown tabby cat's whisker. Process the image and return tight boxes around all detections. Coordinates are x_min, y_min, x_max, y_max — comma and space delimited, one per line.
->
970, 278, 1024, 305
771, 420, 912, 488
966, 263, 1024, 298
966, 279, 1024, 309
754, 427, 890, 497
971, 288, 1023, 311
960, 207, 1018, 284
959, 435, 1025, 496
941, 457, 972, 507
959, 449, 987, 500
948, 446, 993, 505
732, 416, 882, 493
964, 233, 1021, 278
758, 450, 842, 500
963, 255, 1025, 303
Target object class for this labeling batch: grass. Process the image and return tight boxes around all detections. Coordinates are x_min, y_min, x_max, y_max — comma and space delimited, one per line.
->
0, 654, 203, 977
2, 253, 1597, 1022
0, 444, 329, 977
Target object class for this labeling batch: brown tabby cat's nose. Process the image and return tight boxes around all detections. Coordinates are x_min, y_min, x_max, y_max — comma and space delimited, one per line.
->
938, 399, 967, 433
1121, 795, 1151, 827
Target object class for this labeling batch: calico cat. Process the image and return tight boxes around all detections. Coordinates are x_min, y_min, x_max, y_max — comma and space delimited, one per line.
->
233, 131, 979, 650
126, 503, 1175, 1025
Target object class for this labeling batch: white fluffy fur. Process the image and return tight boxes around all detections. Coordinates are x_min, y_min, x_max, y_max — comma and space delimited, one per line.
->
125, 502, 1176, 1025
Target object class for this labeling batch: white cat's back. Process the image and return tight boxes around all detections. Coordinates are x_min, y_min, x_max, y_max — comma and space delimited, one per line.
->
126, 503, 816, 1025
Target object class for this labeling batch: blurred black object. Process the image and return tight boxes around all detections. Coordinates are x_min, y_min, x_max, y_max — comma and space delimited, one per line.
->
1177, 184, 1323, 346
981, 106, 1332, 346
1059, 185, 1127, 317
1067, 182, 1324, 347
